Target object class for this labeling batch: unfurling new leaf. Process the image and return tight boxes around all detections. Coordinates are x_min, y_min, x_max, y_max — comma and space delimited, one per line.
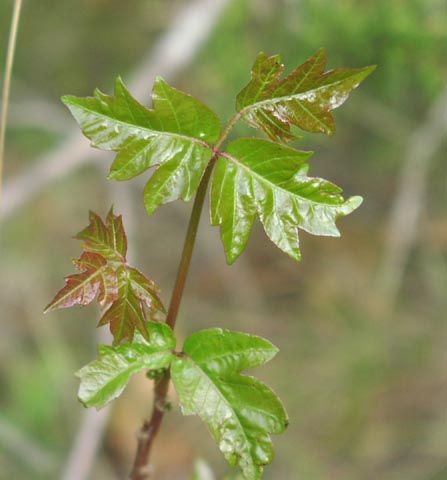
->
45, 209, 165, 344
171, 329, 288, 480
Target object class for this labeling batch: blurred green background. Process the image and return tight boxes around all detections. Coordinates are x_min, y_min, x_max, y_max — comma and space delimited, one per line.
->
0, 0, 445, 479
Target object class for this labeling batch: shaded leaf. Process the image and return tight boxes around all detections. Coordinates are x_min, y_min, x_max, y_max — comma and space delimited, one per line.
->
171, 329, 288, 480
236, 48, 375, 141
77, 321, 175, 408
62, 77, 221, 215
212, 138, 362, 264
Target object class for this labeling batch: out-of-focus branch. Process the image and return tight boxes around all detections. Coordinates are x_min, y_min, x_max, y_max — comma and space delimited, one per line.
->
374, 88, 447, 306
61, 325, 115, 480
2, 99, 72, 133
1, 0, 232, 221
348, 92, 413, 141
0, 0, 23, 212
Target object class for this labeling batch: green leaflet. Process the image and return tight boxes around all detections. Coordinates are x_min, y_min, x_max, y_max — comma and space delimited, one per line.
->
236, 48, 376, 141
77, 321, 175, 409
171, 329, 288, 480
62, 77, 221, 215
212, 138, 362, 264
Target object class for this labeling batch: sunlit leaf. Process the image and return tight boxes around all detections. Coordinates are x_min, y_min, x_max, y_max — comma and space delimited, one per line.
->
236, 48, 375, 141
62, 77, 221, 215
77, 321, 175, 409
212, 138, 362, 264
171, 329, 288, 480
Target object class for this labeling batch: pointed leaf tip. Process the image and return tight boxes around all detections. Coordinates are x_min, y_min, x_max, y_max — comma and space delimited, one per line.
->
212, 138, 357, 263
76, 321, 175, 409
63, 75, 221, 214
171, 328, 287, 479
45, 209, 165, 345
237, 49, 376, 141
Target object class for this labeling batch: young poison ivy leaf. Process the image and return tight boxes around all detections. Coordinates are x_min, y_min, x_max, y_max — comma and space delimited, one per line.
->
236, 48, 376, 142
171, 329, 288, 480
62, 77, 221, 215
212, 138, 362, 264
98, 265, 164, 343
45, 210, 165, 345
77, 321, 175, 409
44, 250, 118, 310
75, 208, 127, 261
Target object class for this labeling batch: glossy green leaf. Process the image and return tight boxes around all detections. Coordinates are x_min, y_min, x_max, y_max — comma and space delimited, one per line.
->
212, 138, 362, 264
62, 77, 221, 215
77, 321, 175, 409
236, 48, 376, 141
45, 210, 165, 344
171, 329, 288, 480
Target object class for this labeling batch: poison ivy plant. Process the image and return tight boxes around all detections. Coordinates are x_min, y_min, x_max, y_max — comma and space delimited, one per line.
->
46, 50, 374, 479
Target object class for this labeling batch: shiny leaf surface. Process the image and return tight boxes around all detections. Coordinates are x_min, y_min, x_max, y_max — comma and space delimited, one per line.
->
212, 138, 362, 264
44, 251, 117, 311
77, 321, 175, 409
62, 77, 221, 215
236, 48, 375, 141
75, 207, 127, 261
98, 265, 164, 344
45, 210, 165, 344
171, 329, 288, 480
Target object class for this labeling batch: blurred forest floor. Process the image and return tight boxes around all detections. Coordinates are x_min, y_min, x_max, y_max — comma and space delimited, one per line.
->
0, 1, 446, 479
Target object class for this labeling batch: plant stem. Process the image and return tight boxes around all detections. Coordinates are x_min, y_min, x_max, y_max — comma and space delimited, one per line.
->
130, 113, 241, 479
165, 159, 215, 330
0, 0, 23, 213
